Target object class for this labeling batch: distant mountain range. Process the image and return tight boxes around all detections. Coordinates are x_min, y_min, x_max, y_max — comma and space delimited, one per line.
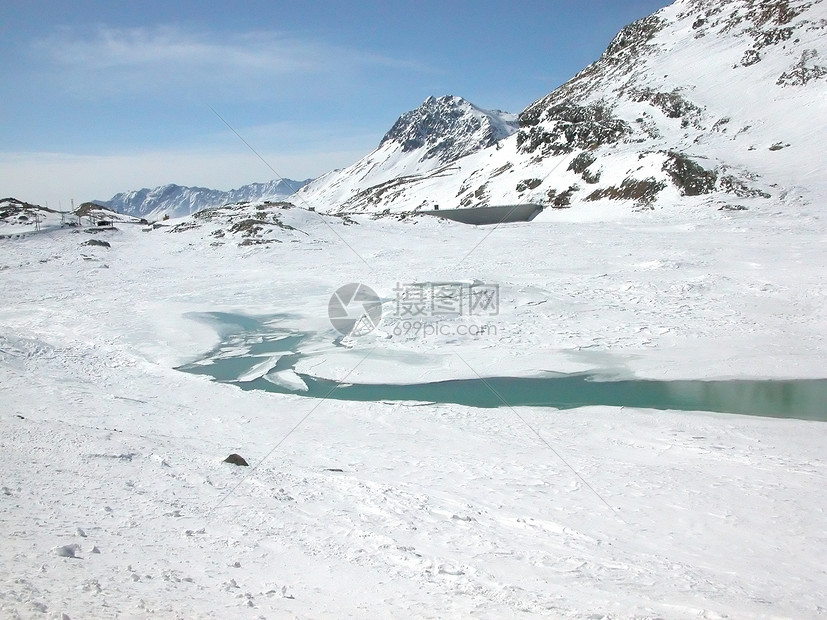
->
98, 178, 310, 220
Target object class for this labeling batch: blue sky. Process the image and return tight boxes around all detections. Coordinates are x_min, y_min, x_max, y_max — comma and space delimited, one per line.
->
1, 0, 671, 206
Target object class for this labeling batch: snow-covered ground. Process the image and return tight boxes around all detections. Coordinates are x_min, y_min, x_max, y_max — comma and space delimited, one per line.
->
1, 199, 825, 618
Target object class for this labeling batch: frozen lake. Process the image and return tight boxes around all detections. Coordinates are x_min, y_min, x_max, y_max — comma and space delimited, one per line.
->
179, 312, 827, 420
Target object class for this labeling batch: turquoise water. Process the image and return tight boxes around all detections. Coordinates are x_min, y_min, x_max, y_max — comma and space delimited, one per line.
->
178, 313, 827, 421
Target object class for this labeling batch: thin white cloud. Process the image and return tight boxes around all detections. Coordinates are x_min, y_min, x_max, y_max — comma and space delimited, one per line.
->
32, 24, 432, 100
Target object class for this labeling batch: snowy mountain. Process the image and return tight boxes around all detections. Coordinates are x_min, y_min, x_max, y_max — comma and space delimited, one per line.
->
381, 95, 518, 164
295, 95, 518, 212
302, 0, 827, 214
99, 178, 311, 221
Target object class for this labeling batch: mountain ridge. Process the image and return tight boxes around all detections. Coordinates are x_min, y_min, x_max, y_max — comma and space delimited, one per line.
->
99, 178, 311, 220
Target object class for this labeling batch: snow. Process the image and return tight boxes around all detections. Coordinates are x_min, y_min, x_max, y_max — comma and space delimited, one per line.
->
265, 369, 309, 392
1, 196, 825, 618
235, 356, 283, 383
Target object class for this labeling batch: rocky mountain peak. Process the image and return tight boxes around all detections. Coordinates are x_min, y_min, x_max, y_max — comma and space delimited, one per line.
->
379, 95, 518, 163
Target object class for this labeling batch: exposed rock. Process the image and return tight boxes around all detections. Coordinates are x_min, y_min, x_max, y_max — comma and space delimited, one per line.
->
777, 49, 827, 85
740, 48, 762, 66
719, 175, 771, 198
517, 101, 630, 156
746, 0, 810, 29
515, 178, 542, 192
586, 177, 667, 206
582, 168, 602, 184
663, 152, 718, 196
223, 454, 249, 467
630, 88, 704, 128
547, 185, 581, 208
255, 0, 825, 216
0, 198, 53, 223
568, 152, 602, 183
567, 152, 597, 174
754, 26, 794, 49
75, 202, 109, 217
602, 14, 667, 62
